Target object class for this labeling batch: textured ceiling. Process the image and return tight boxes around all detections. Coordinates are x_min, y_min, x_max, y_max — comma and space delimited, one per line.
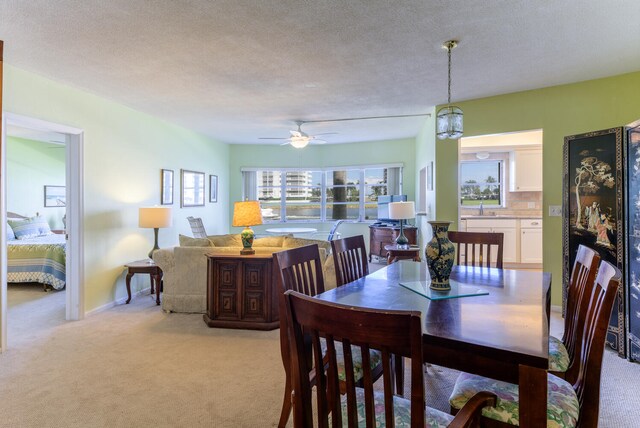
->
1, 1, 639, 144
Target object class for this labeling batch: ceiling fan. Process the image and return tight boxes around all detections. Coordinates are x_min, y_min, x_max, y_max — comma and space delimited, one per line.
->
259, 121, 337, 149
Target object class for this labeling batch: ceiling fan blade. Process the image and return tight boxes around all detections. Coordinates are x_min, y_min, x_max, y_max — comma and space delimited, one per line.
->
311, 139, 327, 145
313, 133, 338, 137
259, 137, 288, 140
280, 142, 291, 146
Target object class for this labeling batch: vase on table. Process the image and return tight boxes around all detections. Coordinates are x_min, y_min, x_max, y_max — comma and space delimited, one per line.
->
425, 221, 455, 290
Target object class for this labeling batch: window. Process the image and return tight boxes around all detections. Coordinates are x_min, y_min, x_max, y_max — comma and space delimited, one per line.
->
459, 160, 503, 207
244, 165, 401, 222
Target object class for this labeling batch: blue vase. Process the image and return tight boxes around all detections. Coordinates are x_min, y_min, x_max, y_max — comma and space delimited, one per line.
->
425, 221, 455, 290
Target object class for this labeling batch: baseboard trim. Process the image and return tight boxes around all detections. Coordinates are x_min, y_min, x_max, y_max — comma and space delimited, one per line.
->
86, 287, 152, 317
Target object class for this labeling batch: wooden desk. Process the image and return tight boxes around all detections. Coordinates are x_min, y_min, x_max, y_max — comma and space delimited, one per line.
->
315, 261, 551, 428
125, 260, 163, 305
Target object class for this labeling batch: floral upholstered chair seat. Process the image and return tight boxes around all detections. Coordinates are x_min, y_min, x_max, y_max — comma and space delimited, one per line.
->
332, 388, 454, 428
320, 339, 383, 382
449, 372, 579, 428
548, 335, 570, 372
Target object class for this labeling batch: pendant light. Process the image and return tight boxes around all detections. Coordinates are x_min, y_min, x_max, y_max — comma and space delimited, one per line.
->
436, 40, 463, 140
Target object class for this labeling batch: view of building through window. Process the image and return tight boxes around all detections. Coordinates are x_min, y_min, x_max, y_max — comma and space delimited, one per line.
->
254, 167, 393, 222
459, 160, 503, 206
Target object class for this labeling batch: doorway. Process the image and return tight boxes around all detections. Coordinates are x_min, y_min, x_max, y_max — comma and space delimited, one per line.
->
0, 113, 84, 351
457, 130, 543, 269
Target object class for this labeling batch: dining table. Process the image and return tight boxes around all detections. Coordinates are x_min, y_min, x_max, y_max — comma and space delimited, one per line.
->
315, 260, 552, 428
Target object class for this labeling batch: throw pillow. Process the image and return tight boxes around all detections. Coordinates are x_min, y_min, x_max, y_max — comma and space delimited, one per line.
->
179, 234, 213, 247
253, 236, 286, 247
207, 234, 243, 247
283, 236, 331, 253
8, 216, 52, 240
6, 223, 15, 241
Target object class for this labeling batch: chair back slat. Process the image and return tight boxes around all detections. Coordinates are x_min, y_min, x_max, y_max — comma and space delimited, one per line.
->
448, 231, 504, 269
284, 291, 425, 427
571, 260, 621, 428
563, 245, 600, 374
275, 244, 326, 297
186, 216, 208, 238
331, 236, 369, 286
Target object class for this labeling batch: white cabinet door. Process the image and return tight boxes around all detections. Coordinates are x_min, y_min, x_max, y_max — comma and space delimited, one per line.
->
492, 227, 518, 263
510, 150, 542, 192
520, 228, 543, 263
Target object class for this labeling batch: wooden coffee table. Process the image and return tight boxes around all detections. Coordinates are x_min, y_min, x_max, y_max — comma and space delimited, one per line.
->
384, 244, 421, 264
125, 260, 163, 305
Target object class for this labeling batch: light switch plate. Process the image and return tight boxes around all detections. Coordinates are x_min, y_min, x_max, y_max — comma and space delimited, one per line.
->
549, 205, 562, 217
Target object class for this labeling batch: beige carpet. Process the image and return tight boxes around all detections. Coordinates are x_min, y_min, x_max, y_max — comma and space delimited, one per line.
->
2, 283, 638, 427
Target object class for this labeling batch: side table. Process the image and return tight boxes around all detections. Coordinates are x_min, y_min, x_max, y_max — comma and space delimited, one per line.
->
383, 244, 421, 264
125, 260, 163, 305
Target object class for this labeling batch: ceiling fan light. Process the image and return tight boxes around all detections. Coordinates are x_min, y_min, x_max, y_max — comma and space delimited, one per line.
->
290, 136, 309, 149
436, 105, 463, 140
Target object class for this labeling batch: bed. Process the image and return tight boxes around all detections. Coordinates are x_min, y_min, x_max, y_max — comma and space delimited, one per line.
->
7, 212, 66, 290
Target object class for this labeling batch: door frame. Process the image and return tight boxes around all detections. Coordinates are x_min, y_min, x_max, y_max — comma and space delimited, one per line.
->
0, 112, 84, 351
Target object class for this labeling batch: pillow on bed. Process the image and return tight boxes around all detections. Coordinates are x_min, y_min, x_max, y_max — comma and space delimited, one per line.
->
8, 216, 52, 240
6, 223, 15, 240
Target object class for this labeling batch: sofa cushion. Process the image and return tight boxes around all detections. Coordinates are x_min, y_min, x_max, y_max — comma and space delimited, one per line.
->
207, 234, 243, 247
283, 236, 331, 253
179, 234, 213, 247
207, 247, 284, 255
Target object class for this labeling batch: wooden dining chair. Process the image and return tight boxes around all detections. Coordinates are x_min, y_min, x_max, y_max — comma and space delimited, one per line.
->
331, 235, 369, 287
284, 290, 497, 427
448, 231, 504, 269
549, 245, 600, 379
448, 259, 621, 428
274, 244, 384, 428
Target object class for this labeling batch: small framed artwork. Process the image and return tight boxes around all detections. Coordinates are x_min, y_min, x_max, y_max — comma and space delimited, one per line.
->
209, 175, 218, 203
181, 169, 205, 207
161, 169, 174, 205
44, 185, 66, 207
427, 161, 434, 191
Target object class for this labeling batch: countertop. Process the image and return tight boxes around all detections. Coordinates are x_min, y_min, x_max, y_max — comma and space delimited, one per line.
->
461, 215, 543, 220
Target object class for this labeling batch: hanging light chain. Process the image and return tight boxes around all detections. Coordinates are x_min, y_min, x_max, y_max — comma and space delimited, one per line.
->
447, 43, 452, 106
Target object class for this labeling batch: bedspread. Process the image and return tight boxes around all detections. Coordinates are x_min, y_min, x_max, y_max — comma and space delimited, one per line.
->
7, 234, 66, 290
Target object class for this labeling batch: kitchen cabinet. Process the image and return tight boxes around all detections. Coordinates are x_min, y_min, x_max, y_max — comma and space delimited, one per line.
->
510, 149, 542, 192
465, 219, 518, 264
520, 219, 543, 263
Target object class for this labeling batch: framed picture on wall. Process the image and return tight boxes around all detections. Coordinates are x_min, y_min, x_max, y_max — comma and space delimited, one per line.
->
44, 185, 66, 207
563, 127, 625, 356
181, 169, 205, 207
210, 175, 218, 203
161, 169, 174, 205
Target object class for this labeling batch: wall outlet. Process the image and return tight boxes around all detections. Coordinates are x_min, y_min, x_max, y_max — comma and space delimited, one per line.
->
549, 205, 562, 217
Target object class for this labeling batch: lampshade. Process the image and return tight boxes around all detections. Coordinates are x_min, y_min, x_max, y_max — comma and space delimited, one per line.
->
388, 201, 416, 220
232, 201, 263, 227
139, 206, 173, 228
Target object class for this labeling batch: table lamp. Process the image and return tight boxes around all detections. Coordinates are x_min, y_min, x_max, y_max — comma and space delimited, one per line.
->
232, 200, 263, 255
139, 206, 173, 259
389, 201, 415, 248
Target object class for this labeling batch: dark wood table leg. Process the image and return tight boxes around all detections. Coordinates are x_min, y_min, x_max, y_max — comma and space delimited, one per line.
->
394, 354, 404, 394
518, 365, 547, 428
153, 273, 162, 305
125, 272, 134, 304
149, 273, 155, 294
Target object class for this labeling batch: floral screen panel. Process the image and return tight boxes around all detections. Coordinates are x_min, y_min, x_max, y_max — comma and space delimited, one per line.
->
563, 127, 626, 358
627, 124, 640, 362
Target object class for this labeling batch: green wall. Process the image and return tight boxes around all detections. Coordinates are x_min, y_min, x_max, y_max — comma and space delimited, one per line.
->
5, 65, 230, 312
6, 136, 66, 229
414, 108, 436, 250
434, 71, 640, 306
228, 139, 417, 248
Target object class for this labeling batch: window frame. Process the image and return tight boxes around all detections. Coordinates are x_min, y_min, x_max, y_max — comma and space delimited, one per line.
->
458, 159, 505, 209
247, 165, 402, 223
